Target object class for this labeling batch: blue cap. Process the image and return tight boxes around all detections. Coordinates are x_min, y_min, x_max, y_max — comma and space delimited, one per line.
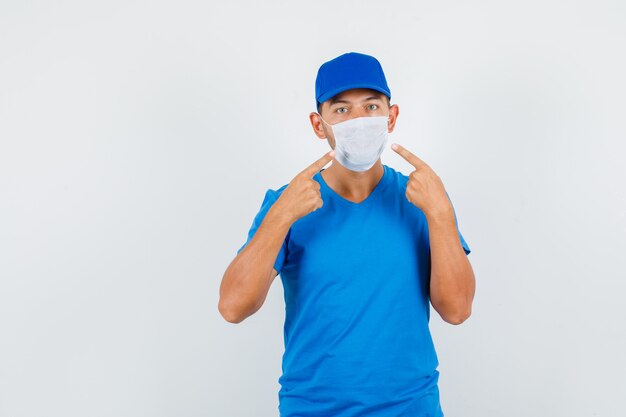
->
315, 52, 391, 108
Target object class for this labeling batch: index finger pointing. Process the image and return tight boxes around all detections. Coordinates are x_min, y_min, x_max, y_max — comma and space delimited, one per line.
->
391, 143, 428, 169
300, 150, 336, 177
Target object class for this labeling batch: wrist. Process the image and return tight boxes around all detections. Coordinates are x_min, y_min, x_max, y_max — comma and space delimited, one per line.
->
424, 205, 454, 222
267, 204, 296, 229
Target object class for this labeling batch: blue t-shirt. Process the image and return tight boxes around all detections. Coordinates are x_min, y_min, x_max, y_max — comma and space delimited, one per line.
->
237, 163, 471, 417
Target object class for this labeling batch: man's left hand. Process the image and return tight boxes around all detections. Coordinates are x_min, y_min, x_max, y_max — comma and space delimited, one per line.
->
391, 143, 453, 217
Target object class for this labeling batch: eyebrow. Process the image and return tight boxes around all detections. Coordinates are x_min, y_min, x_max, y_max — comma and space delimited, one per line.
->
329, 95, 384, 106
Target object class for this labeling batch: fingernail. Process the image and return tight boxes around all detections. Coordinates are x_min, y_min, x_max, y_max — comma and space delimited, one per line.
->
391, 143, 398, 150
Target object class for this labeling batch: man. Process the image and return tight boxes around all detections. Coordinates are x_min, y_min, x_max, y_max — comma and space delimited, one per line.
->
219, 52, 475, 417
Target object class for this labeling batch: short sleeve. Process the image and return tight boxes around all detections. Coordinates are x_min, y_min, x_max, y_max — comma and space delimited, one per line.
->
236, 189, 289, 274
445, 191, 471, 256
458, 229, 471, 255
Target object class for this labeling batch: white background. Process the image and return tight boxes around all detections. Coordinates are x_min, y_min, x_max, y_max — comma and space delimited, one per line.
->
1, 1, 625, 416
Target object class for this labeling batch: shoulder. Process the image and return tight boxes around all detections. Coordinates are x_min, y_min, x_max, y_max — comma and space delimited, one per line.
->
261, 182, 289, 204
383, 164, 428, 216
383, 163, 410, 189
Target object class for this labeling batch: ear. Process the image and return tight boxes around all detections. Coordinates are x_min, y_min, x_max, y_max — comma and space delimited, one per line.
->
387, 104, 400, 133
309, 111, 328, 139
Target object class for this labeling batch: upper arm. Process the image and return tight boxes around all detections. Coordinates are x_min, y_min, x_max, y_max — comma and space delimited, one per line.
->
236, 189, 289, 273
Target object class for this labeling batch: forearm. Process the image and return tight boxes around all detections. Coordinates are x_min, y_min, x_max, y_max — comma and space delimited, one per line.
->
219, 205, 293, 323
426, 209, 475, 325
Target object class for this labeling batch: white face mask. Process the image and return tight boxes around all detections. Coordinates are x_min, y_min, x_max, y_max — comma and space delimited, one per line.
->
320, 115, 390, 172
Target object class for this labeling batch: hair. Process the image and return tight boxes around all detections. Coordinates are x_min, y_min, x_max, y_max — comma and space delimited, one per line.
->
317, 93, 391, 114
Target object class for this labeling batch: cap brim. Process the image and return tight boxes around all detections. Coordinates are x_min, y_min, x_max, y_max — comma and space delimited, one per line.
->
317, 83, 391, 105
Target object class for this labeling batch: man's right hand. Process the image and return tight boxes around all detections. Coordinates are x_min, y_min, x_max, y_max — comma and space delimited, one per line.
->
218, 149, 335, 324
273, 150, 336, 224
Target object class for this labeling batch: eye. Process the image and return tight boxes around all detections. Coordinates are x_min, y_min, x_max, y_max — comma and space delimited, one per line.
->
335, 107, 348, 114
367, 104, 379, 110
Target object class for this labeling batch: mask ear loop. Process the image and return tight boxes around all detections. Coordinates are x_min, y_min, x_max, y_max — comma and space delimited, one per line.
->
317, 113, 333, 139
318, 114, 333, 126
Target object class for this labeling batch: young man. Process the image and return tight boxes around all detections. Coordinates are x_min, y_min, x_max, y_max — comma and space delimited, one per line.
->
219, 52, 475, 417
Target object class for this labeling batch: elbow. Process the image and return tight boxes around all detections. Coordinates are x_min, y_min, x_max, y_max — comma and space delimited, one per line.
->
218, 296, 261, 324
218, 264, 266, 324
444, 308, 472, 325
434, 298, 472, 325
218, 267, 250, 324
218, 299, 246, 324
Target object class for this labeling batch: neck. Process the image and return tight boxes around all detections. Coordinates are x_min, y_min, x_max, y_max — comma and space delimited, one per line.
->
321, 160, 385, 201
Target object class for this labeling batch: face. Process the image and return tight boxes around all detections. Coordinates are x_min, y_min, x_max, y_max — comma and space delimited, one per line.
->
309, 88, 399, 149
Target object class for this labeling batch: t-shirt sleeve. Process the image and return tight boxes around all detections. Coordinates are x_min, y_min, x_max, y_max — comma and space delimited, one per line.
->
236, 188, 289, 274
458, 229, 471, 256
445, 191, 471, 256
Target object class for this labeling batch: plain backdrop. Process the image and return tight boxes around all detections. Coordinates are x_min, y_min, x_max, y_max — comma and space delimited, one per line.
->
1, 1, 625, 416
